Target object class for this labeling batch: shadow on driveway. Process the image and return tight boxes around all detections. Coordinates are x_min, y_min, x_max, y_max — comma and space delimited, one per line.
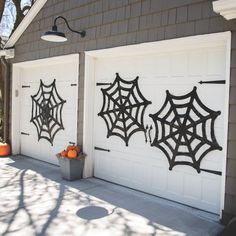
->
0, 155, 224, 236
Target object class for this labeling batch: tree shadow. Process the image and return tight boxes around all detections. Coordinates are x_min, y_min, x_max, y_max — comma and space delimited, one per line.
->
1, 160, 66, 236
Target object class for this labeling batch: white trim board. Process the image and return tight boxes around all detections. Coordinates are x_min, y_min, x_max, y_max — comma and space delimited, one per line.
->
0, 48, 15, 59
86, 32, 231, 58
11, 54, 80, 156
213, 0, 236, 20
84, 31, 231, 217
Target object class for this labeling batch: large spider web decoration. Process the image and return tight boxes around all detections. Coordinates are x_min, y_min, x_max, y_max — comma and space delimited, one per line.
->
30, 79, 66, 146
98, 73, 151, 146
149, 86, 222, 175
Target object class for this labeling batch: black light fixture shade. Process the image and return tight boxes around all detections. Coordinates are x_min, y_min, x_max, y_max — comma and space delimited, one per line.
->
41, 29, 67, 42
41, 16, 86, 42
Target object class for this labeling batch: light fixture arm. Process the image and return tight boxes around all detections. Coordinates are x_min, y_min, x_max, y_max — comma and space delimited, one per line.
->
53, 16, 86, 37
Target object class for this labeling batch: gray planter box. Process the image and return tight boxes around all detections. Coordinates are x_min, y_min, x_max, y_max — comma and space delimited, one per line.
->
57, 156, 85, 181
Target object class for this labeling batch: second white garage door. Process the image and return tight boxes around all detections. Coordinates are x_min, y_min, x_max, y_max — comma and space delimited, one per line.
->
92, 35, 230, 214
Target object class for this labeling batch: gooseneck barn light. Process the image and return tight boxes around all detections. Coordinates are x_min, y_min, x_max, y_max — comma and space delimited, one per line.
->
41, 16, 86, 42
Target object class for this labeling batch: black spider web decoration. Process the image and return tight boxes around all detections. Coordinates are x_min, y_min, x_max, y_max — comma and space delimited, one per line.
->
98, 73, 151, 146
149, 86, 222, 175
30, 79, 66, 146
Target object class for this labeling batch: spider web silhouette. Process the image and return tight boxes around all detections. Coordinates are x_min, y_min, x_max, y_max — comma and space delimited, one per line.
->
98, 73, 151, 146
30, 79, 66, 146
149, 86, 222, 175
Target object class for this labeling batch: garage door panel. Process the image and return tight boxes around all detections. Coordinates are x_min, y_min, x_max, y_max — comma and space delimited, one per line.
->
53, 83, 78, 109
202, 177, 221, 205
131, 161, 148, 186
167, 171, 184, 195
195, 87, 225, 115
94, 153, 112, 176
215, 127, 225, 145
207, 48, 226, 75
183, 175, 202, 200
171, 53, 188, 77
20, 108, 31, 130
21, 63, 78, 83
62, 112, 77, 141
201, 152, 222, 166
21, 84, 39, 106
188, 51, 206, 76
150, 165, 168, 191
116, 159, 137, 184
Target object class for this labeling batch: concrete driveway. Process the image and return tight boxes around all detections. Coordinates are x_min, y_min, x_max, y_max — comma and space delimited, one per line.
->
0, 156, 223, 236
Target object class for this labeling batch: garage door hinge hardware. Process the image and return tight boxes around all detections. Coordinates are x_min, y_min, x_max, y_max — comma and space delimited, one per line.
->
144, 125, 148, 143
94, 146, 110, 152
148, 125, 153, 144
21, 132, 30, 136
200, 168, 222, 176
96, 82, 112, 86
22, 85, 30, 88
70, 84, 77, 86
198, 80, 226, 84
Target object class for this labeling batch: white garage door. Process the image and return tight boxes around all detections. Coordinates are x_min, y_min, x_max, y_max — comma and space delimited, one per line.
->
93, 39, 229, 214
20, 55, 79, 165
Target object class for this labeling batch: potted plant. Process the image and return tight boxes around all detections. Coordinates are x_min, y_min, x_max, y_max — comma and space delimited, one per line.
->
57, 144, 86, 181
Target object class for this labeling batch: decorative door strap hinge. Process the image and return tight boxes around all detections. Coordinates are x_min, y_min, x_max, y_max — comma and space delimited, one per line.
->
70, 84, 77, 86
22, 85, 31, 88
21, 132, 30, 136
200, 168, 222, 176
198, 80, 226, 84
148, 125, 153, 144
94, 146, 110, 152
96, 83, 112, 86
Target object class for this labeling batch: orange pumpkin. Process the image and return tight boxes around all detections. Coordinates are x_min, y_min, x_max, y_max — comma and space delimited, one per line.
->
74, 146, 81, 154
66, 145, 75, 151
60, 150, 67, 158
0, 142, 11, 156
67, 149, 77, 159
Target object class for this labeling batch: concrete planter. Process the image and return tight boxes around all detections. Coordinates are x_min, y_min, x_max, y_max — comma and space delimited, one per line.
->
57, 155, 85, 181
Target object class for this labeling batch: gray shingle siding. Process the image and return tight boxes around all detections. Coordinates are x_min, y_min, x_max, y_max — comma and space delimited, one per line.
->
11, 0, 236, 222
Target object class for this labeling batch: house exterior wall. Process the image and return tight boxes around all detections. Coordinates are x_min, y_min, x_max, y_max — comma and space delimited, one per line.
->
11, 0, 236, 222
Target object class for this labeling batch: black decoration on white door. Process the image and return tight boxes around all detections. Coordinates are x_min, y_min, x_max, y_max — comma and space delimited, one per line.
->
30, 79, 66, 146
149, 86, 222, 175
98, 73, 151, 146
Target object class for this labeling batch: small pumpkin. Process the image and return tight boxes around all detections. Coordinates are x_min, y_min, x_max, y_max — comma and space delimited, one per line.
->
0, 142, 11, 157
66, 145, 75, 151
60, 150, 67, 158
74, 146, 81, 154
67, 149, 77, 159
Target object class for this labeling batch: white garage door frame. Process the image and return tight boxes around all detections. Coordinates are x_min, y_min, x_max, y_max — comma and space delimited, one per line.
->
11, 54, 79, 157
83, 32, 231, 217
